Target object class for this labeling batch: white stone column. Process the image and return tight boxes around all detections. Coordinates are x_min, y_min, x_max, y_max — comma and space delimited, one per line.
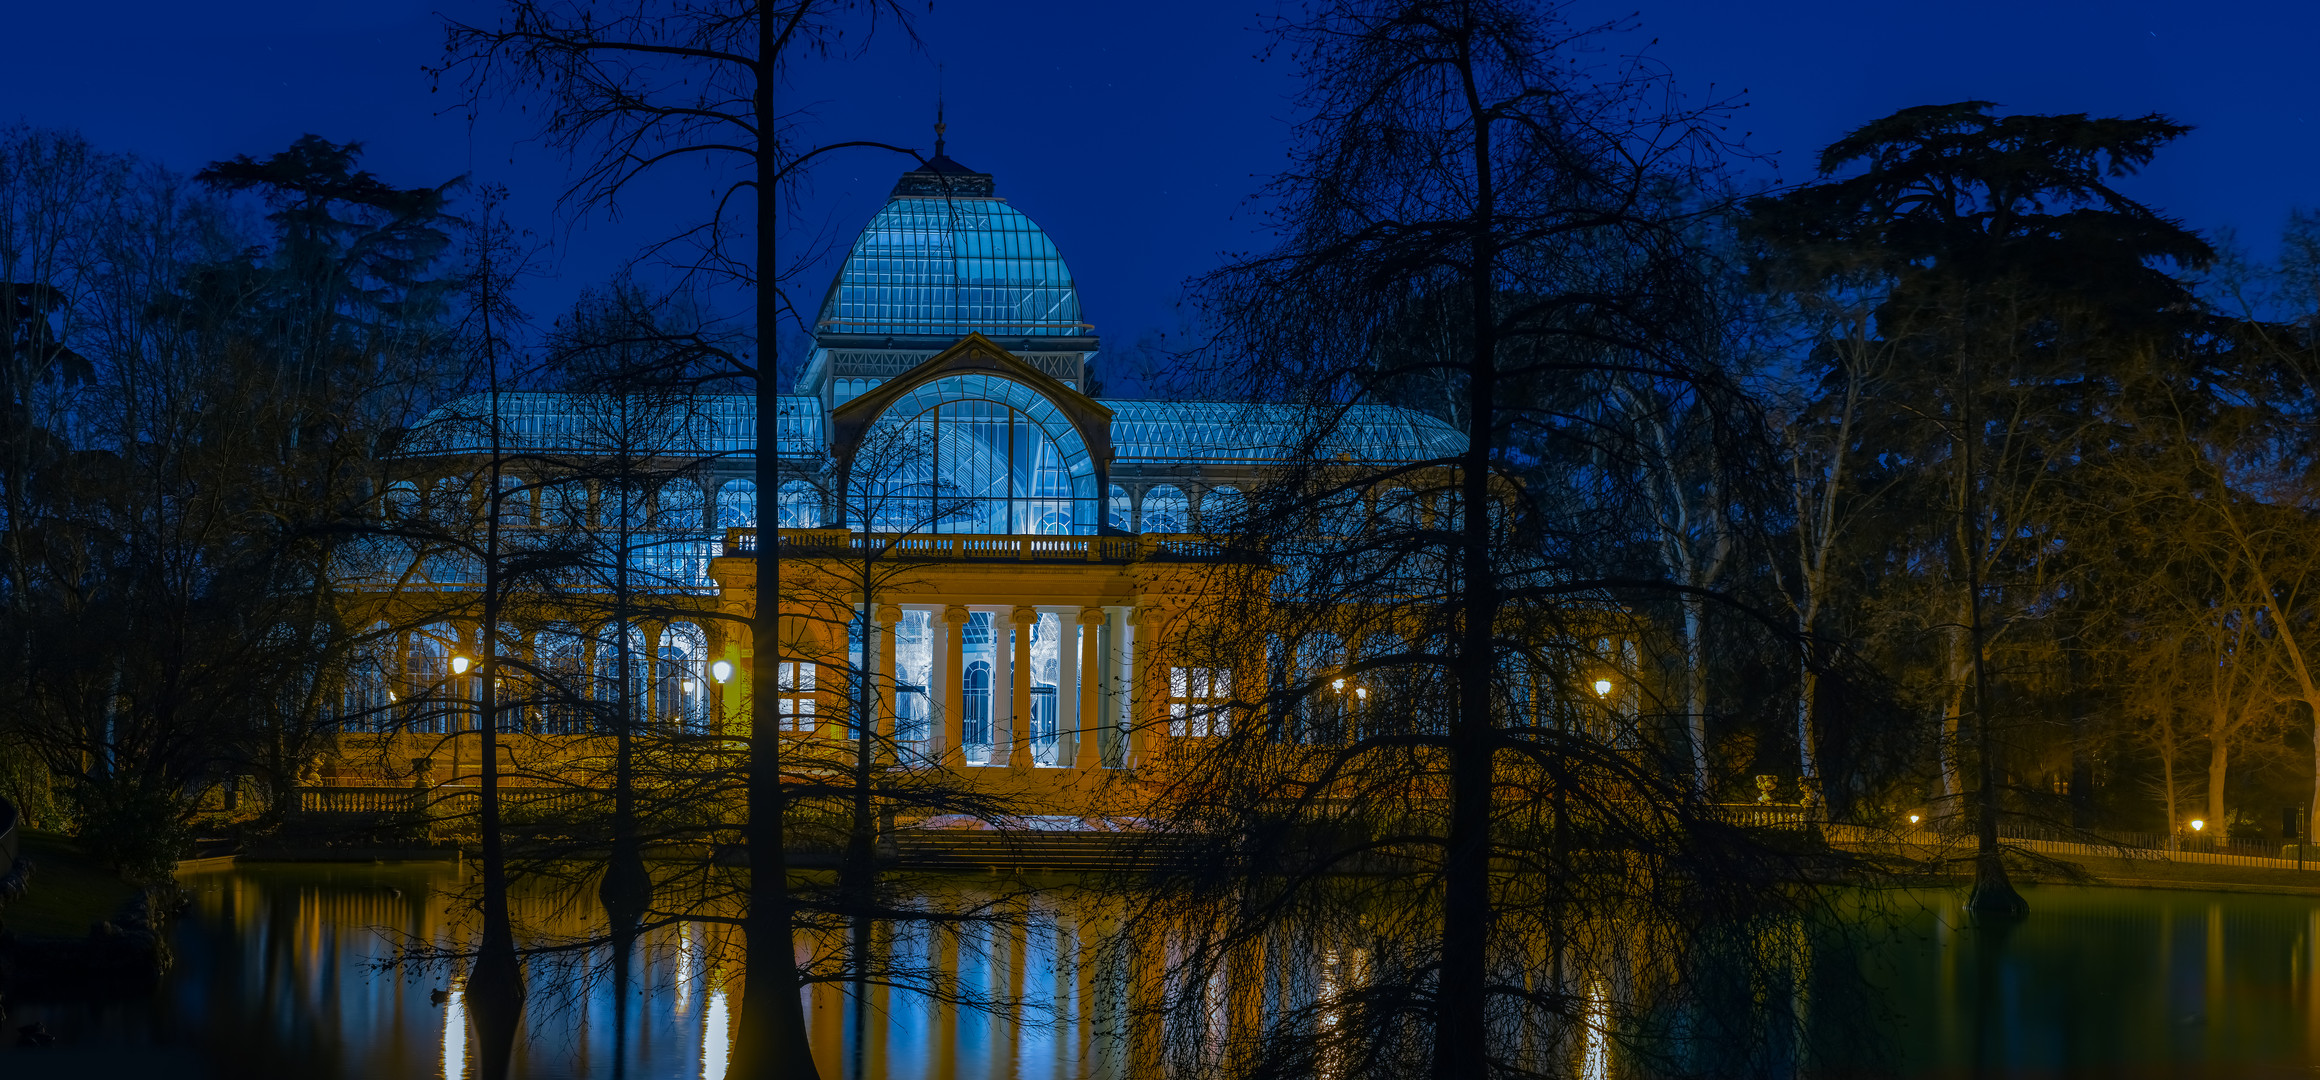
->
876, 604, 901, 765
1129, 606, 1169, 768
941, 605, 969, 763
1055, 607, 1080, 768
1008, 605, 1036, 769
1076, 608, 1104, 769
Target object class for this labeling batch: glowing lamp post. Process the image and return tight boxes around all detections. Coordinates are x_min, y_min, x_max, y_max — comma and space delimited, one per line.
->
1592, 678, 1613, 699
709, 661, 734, 734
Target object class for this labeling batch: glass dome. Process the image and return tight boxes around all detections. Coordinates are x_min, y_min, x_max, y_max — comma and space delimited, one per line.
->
816, 193, 1089, 338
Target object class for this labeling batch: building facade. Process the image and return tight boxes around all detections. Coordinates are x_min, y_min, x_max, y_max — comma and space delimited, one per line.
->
324, 151, 1472, 810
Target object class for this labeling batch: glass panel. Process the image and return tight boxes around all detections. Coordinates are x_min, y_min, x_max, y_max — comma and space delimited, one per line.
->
820, 197, 1087, 338
657, 622, 709, 732
856, 388, 1080, 535
716, 480, 757, 529
1141, 486, 1187, 533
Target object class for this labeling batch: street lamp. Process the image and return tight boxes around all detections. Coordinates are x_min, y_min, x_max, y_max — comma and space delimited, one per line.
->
2189, 818, 2206, 833
451, 655, 471, 675
1592, 678, 1613, 698
1908, 814, 1921, 825
712, 661, 733, 683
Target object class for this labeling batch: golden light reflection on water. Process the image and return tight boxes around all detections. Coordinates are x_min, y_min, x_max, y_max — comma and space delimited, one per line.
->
702, 972, 731, 1080
1579, 979, 1608, 1080
441, 982, 467, 1080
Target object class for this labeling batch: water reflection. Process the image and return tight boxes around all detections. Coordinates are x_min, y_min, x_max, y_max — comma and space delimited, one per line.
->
444, 983, 467, 1080
5, 868, 2320, 1077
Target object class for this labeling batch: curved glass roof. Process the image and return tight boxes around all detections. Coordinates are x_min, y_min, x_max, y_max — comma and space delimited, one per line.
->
816, 196, 1088, 338
399, 394, 1465, 465
1107, 401, 1467, 463
400, 392, 823, 459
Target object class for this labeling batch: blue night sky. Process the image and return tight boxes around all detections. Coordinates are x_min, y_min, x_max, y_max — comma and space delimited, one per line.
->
5, 1, 2316, 384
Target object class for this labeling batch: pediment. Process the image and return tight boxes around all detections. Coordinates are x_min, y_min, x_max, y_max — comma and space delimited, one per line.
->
825, 333, 1114, 473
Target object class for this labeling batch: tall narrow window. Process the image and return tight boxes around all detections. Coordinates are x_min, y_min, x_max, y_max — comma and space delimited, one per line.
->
777, 661, 817, 732
962, 660, 993, 761
341, 621, 394, 733
535, 626, 590, 734
1169, 667, 1231, 738
658, 622, 709, 732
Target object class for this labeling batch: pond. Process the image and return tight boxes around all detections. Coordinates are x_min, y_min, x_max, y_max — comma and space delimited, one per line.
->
2, 864, 2318, 1078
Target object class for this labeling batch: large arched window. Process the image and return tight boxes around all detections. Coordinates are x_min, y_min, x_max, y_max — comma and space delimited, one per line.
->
962, 660, 993, 760
1108, 484, 1132, 531
656, 481, 706, 530
1200, 486, 1244, 531
1141, 485, 1187, 533
853, 373, 1100, 534
384, 480, 420, 521
715, 479, 757, 529
341, 622, 394, 733
535, 626, 591, 734
405, 623, 459, 735
657, 622, 709, 732
594, 623, 649, 730
777, 480, 822, 528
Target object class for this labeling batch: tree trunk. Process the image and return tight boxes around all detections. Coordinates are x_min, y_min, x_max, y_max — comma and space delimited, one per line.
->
1434, 16, 1496, 1076
1684, 593, 1711, 797
469, 360, 525, 1080
729, 7, 819, 1073
2206, 718, 2229, 843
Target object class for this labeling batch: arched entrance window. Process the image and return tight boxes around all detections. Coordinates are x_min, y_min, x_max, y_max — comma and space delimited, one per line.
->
1108, 484, 1132, 531
777, 480, 821, 528
1141, 485, 1187, 533
405, 623, 460, 735
851, 373, 1100, 534
535, 625, 590, 734
962, 660, 993, 762
716, 479, 757, 529
595, 623, 650, 730
657, 622, 709, 732
342, 621, 393, 733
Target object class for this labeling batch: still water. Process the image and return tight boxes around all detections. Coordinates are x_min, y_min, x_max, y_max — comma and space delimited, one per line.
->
3, 863, 2320, 1078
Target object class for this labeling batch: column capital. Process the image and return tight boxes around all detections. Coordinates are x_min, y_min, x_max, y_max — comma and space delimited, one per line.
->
1126, 604, 1171, 628
943, 604, 971, 625
1077, 606, 1105, 627
1010, 605, 1038, 626
876, 604, 904, 625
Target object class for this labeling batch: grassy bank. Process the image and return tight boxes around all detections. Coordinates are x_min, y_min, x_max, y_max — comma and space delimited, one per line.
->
0, 830, 141, 939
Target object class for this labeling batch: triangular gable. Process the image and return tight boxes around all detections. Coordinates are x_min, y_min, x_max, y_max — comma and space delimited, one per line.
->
826, 333, 1114, 471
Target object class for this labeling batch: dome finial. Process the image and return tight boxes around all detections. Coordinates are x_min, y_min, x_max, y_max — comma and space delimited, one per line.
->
934, 64, 948, 158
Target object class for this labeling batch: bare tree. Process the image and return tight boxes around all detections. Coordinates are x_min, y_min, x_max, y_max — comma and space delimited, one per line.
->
433, 3, 925, 1071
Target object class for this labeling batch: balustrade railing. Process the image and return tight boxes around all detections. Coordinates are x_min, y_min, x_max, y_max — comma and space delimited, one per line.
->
295, 786, 596, 817
724, 528, 1244, 562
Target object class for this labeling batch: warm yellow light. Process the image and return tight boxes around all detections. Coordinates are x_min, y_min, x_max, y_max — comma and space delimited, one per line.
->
451, 656, 470, 675
2190, 819, 2205, 832
1592, 679, 1613, 698
1908, 814, 1921, 825
1332, 677, 1345, 691
1355, 687, 1368, 700
712, 661, 733, 683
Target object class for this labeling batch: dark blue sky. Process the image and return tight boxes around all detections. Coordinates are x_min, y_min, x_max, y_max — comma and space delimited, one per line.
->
6, 0, 2316, 377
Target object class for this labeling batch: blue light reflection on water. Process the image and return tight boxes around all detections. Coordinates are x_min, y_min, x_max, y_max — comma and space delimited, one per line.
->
5, 865, 2320, 1077
1860, 885, 2320, 1079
